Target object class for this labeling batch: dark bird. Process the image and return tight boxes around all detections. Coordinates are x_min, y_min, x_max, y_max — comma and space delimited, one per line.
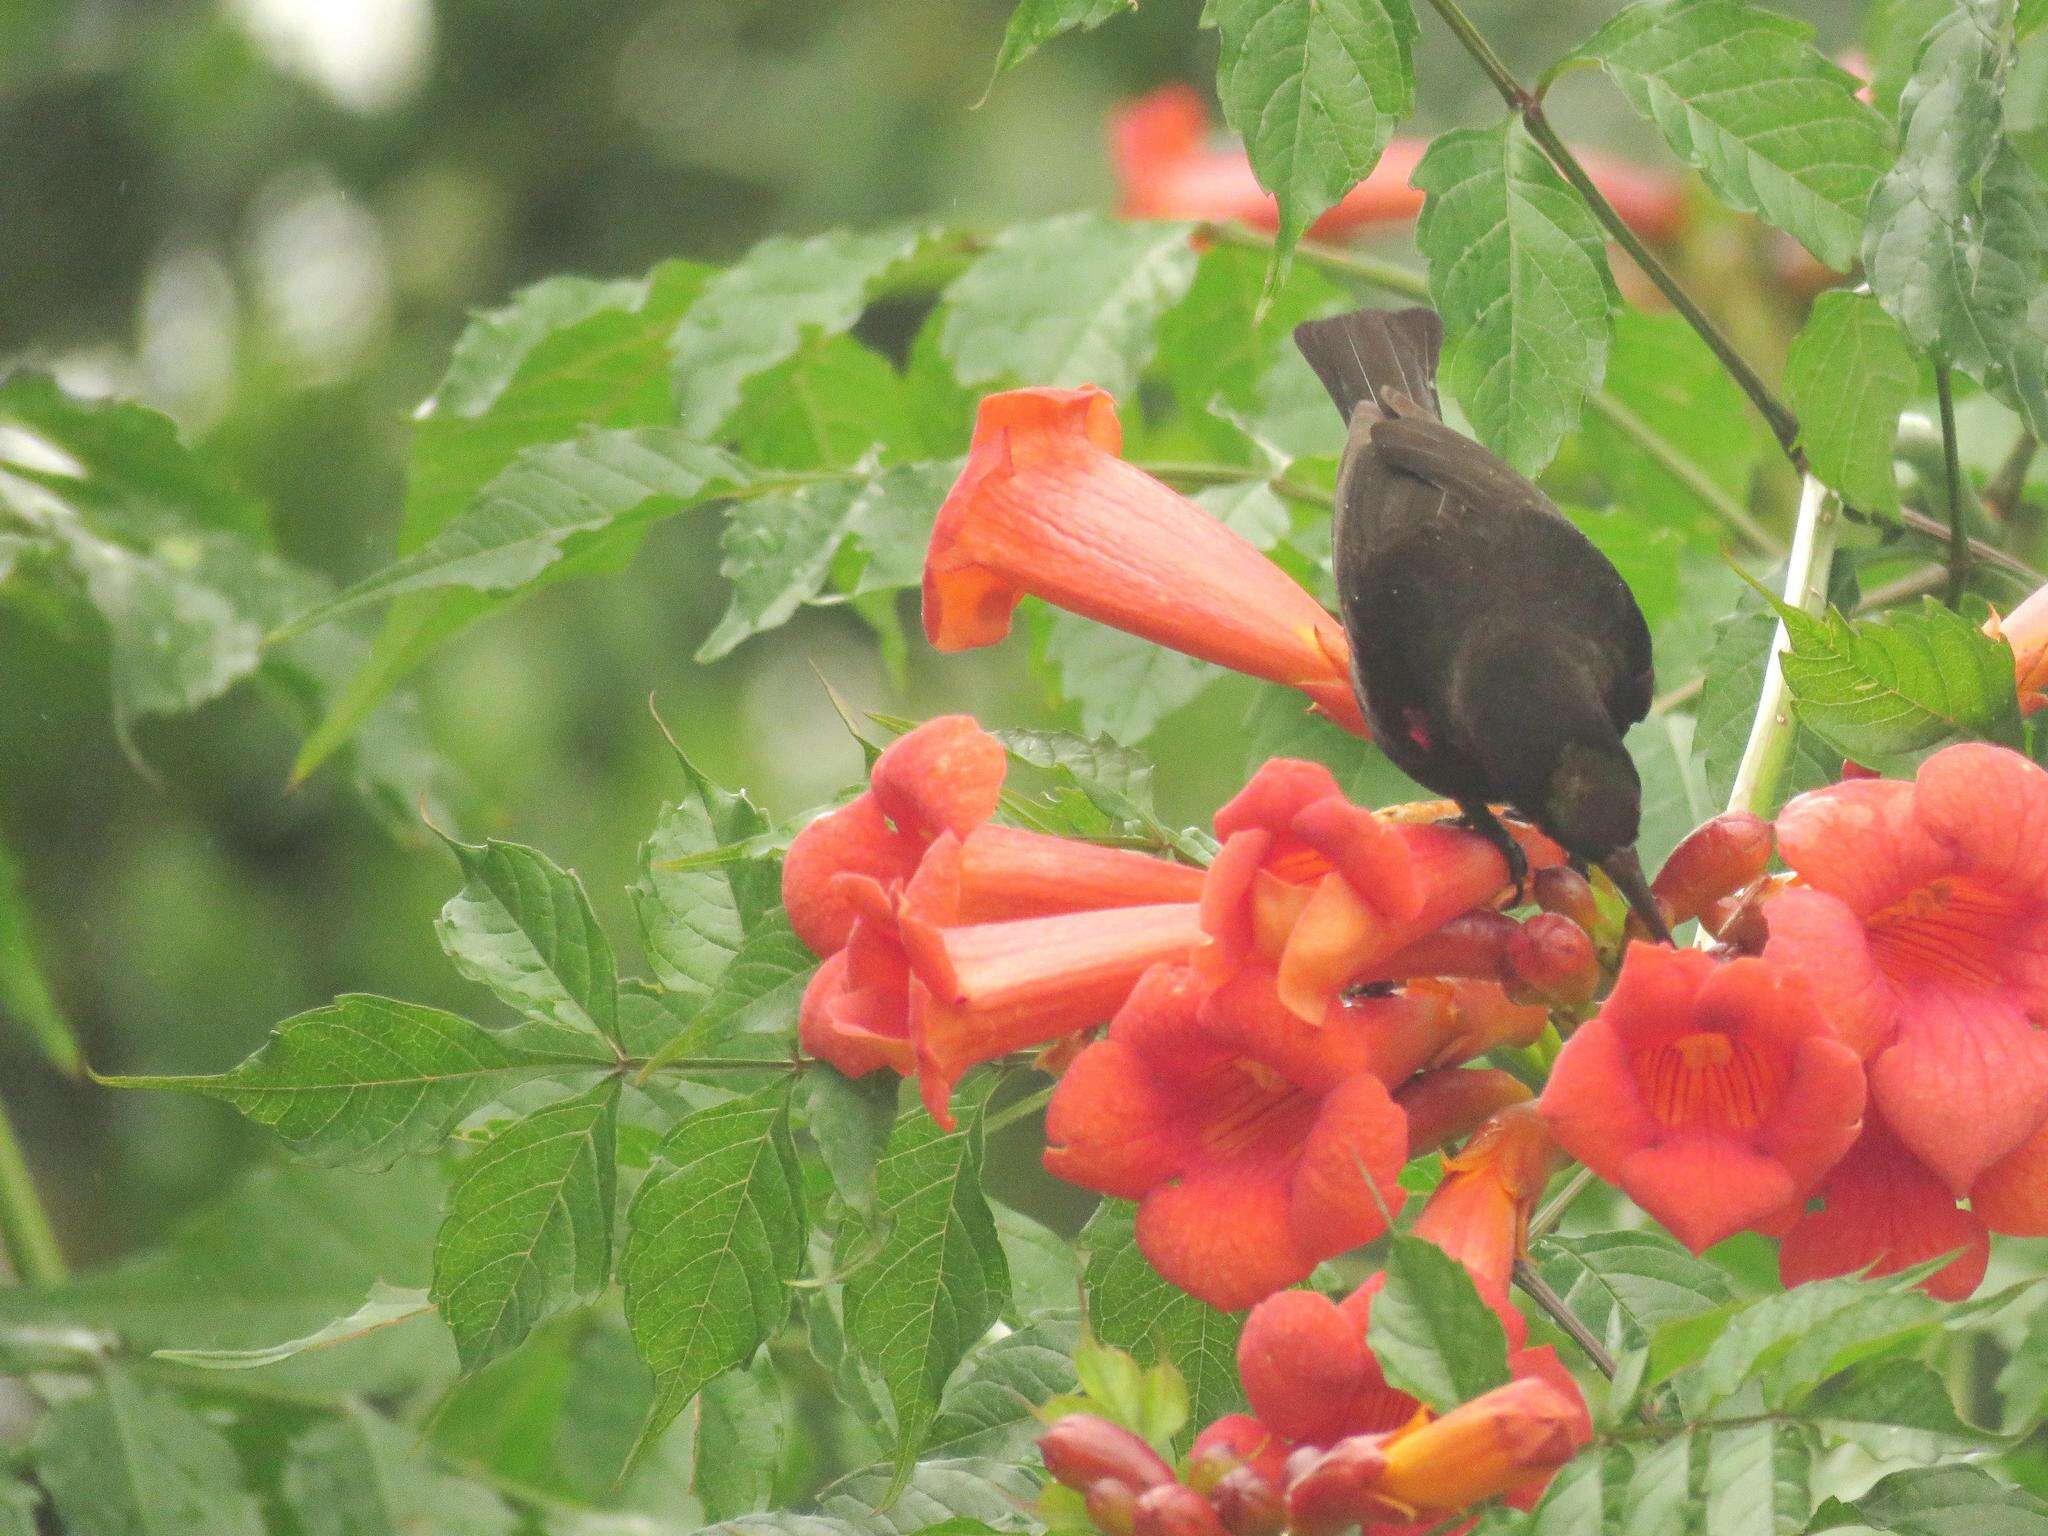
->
1293, 305, 1672, 943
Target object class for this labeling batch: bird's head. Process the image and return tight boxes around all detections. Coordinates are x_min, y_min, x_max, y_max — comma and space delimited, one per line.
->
1539, 737, 1642, 863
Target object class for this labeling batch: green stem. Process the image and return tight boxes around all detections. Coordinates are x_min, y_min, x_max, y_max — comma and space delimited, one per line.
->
631, 1053, 803, 1086
1199, 221, 1428, 300
983, 1083, 1055, 1137
1983, 431, 2038, 521
0, 1094, 64, 1285
1934, 363, 1972, 607
1528, 1164, 1597, 1242
1511, 1257, 1616, 1378
1417, 0, 1805, 465
1724, 475, 1841, 820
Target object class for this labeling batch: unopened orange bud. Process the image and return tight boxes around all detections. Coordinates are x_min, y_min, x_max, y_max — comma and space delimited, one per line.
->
1377, 910, 1517, 981
1375, 1377, 1588, 1514
1398, 1068, 1532, 1155
1132, 1483, 1225, 1536
1531, 866, 1600, 933
1506, 913, 1599, 1005
1211, 1468, 1286, 1536
1283, 1434, 1395, 1536
1039, 1415, 1175, 1495
1412, 978, 1548, 1067
1651, 812, 1773, 926
1087, 1481, 1139, 1536
1701, 872, 1789, 954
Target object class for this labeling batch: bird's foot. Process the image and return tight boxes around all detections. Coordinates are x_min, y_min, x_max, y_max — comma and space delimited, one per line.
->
1451, 803, 1531, 907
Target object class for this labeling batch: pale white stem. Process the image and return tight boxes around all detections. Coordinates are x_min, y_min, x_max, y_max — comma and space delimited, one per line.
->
1726, 473, 1841, 819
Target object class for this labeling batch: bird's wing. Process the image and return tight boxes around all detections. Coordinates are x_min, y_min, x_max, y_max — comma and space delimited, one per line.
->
1366, 410, 1554, 519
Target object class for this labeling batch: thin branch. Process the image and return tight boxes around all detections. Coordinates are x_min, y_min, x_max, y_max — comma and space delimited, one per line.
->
1512, 1257, 1616, 1378
1891, 504, 2040, 586
0, 1094, 65, 1286
1583, 392, 1780, 555
1529, 1165, 1598, 1242
1199, 221, 1429, 301
1417, 0, 1804, 464
1933, 364, 1973, 607
983, 1083, 1055, 1137
1725, 475, 1841, 819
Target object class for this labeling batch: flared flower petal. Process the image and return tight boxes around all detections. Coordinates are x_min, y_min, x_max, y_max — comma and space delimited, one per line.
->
924, 389, 1365, 733
784, 714, 1006, 958
1778, 1114, 1989, 1300
1986, 579, 2048, 716
1540, 943, 1865, 1253
1972, 1113, 2048, 1236
1410, 1103, 1561, 1335
1199, 761, 1554, 1022
1766, 744, 2048, 1190
1046, 963, 1410, 1308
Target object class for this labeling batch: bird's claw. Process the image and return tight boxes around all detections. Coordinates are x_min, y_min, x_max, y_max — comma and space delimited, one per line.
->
1445, 804, 1532, 907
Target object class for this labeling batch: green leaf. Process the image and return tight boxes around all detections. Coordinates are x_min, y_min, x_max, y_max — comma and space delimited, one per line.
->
1694, 598, 1843, 810
0, 831, 79, 1074
1620, 1426, 1701, 1536
696, 1355, 786, 1521
275, 430, 748, 639
1865, 0, 2048, 436
0, 1163, 447, 1386
1529, 1447, 1636, 1535
1534, 1230, 1733, 1353
100, 995, 608, 1169
282, 1404, 517, 1536
634, 748, 781, 998
940, 214, 1198, 398
1079, 1201, 1245, 1431
1820, 1464, 2048, 1534
805, 1066, 902, 1214
622, 1083, 808, 1460
33, 1373, 264, 1536
438, 836, 620, 1042
992, 1203, 1083, 1321
818, 1459, 1041, 1534
989, 0, 1133, 78
726, 334, 919, 473
1366, 1232, 1512, 1413
642, 912, 813, 1072
1582, 309, 1762, 540
1576, 0, 1891, 269
1785, 290, 1918, 516
1999, 1294, 2048, 1431
432, 274, 649, 419
0, 372, 263, 540
1042, 614, 1217, 744
291, 260, 708, 780
1414, 118, 1617, 476
432, 1080, 620, 1372
925, 1320, 1079, 1461
1779, 597, 2024, 771
1807, 1358, 1999, 1459
836, 459, 964, 598
843, 1103, 1012, 1480
1692, 1271, 1939, 1411
699, 478, 871, 662
1701, 1421, 1814, 1536
1210, 0, 1418, 264
152, 1280, 434, 1369
672, 226, 927, 437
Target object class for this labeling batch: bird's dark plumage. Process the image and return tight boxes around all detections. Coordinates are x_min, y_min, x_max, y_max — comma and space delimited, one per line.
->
1293, 306, 1668, 939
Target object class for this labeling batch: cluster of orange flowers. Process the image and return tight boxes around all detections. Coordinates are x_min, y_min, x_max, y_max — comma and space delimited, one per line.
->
780, 360, 2048, 1526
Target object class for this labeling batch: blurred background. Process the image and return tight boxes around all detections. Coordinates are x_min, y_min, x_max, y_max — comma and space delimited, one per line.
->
0, 0, 1869, 1277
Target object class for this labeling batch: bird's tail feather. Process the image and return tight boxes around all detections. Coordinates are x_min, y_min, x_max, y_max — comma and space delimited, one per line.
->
1292, 306, 1443, 424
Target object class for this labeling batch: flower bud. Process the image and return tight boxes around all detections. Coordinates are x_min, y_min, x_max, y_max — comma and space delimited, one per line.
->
1532, 866, 1600, 932
1375, 1377, 1589, 1514
1039, 1415, 1175, 1496
1211, 1468, 1286, 1536
1132, 1483, 1226, 1536
1376, 910, 1517, 981
1398, 1067, 1532, 1156
1284, 1434, 1394, 1536
1651, 811, 1772, 926
1087, 1481, 1139, 1536
1506, 913, 1598, 1005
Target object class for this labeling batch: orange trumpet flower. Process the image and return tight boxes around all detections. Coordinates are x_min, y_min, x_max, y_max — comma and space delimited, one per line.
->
923, 388, 1366, 734
1539, 943, 1865, 1254
1762, 744, 2048, 1194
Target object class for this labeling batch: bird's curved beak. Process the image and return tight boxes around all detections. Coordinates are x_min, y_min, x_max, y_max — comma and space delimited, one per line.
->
1598, 848, 1673, 945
